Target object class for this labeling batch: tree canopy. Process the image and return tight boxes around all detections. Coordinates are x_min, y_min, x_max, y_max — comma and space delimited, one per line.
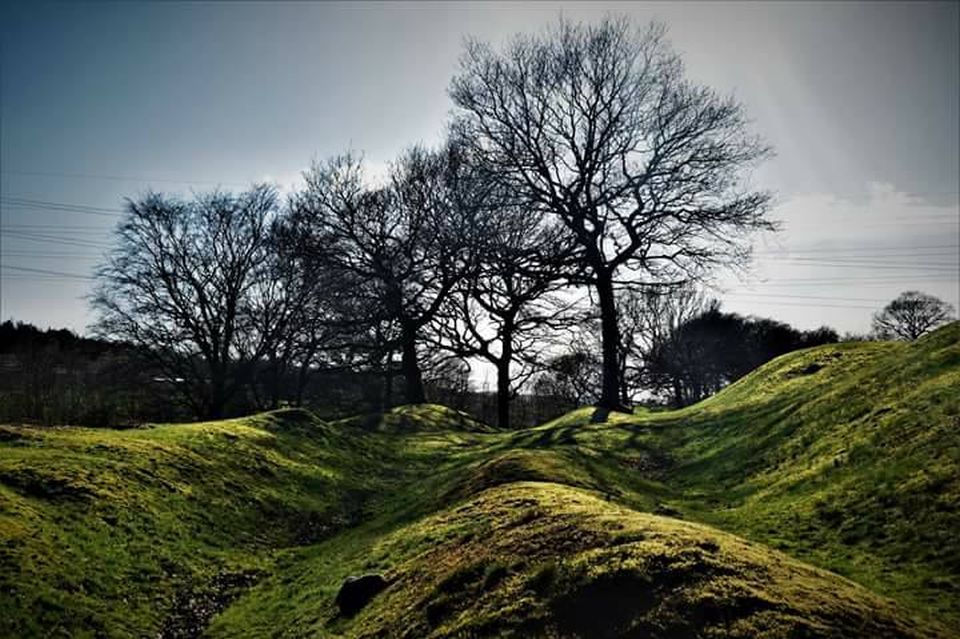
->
872, 291, 956, 341
450, 17, 773, 409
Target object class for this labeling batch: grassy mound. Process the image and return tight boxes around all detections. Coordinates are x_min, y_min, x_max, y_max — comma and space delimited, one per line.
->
0, 410, 398, 637
654, 322, 960, 622
214, 482, 941, 638
494, 323, 960, 626
335, 404, 497, 434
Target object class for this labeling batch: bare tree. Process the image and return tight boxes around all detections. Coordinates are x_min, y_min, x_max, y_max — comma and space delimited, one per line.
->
288, 145, 478, 404
433, 206, 580, 427
92, 186, 293, 419
872, 291, 955, 341
422, 355, 473, 412
251, 221, 346, 409
451, 17, 773, 410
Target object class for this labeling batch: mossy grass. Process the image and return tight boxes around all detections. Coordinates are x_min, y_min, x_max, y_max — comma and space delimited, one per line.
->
2, 324, 958, 636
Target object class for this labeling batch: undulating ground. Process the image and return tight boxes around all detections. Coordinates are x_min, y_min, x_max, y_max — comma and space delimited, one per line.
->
1, 322, 958, 637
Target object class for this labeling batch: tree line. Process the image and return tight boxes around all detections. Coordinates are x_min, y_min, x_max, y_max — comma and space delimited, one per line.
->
84, 17, 955, 427
4, 282, 952, 426
90, 18, 768, 426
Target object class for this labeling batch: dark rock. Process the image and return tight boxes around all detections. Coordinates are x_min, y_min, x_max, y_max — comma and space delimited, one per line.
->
335, 573, 388, 617
653, 503, 682, 518
0, 426, 27, 442
785, 362, 824, 377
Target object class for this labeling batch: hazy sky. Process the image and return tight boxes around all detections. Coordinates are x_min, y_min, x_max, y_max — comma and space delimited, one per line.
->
2, 1, 958, 343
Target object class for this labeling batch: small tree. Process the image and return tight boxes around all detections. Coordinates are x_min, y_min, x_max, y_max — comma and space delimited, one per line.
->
872, 291, 955, 341
532, 327, 602, 409
646, 306, 839, 406
451, 17, 773, 410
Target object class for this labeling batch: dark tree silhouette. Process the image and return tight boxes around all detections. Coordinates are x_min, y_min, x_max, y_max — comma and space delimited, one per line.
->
617, 284, 710, 404
646, 306, 838, 406
533, 330, 602, 409
251, 221, 345, 409
289, 146, 479, 404
872, 291, 955, 341
433, 206, 579, 427
451, 17, 773, 410
92, 186, 297, 419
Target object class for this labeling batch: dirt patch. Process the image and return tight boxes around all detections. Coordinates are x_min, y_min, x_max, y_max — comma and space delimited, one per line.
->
620, 449, 672, 478
158, 570, 263, 639
0, 467, 96, 500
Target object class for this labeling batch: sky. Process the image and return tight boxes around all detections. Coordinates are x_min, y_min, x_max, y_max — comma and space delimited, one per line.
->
1, 1, 958, 348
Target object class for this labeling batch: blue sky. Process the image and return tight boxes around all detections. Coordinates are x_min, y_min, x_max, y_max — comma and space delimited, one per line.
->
1, 1, 958, 338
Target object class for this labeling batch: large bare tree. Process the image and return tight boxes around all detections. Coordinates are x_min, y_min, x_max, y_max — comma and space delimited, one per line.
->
92, 186, 295, 419
451, 17, 773, 410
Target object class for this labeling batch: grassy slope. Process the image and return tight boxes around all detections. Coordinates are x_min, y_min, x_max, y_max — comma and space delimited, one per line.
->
1, 325, 957, 637
503, 321, 960, 623
212, 482, 941, 638
0, 409, 409, 637
675, 323, 960, 618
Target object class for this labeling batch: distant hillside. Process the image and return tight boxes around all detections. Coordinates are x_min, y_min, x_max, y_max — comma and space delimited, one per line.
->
1, 324, 958, 637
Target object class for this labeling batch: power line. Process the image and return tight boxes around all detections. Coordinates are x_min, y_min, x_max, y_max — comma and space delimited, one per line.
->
1, 276, 90, 282
754, 245, 958, 255
1, 168, 249, 188
2, 251, 101, 259
736, 301, 880, 310
0, 196, 123, 217
749, 283, 957, 290
745, 273, 958, 283
764, 259, 956, 271
1, 195, 124, 212
788, 219, 958, 228
723, 298, 879, 310
724, 292, 890, 303
3, 231, 112, 249
1, 264, 94, 280
2, 225, 113, 234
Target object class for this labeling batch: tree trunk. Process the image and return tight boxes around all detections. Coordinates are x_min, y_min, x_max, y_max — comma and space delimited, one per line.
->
496, 318, 515, 429
400, 323, 426, 404
208, 363, 227, 419
383, 349, 394, 411
294, 364, 308, 406
496, 361, 511, 429
595, 271, 628, 411
268, 356, 282, 410
294, 343, 318, 406
618, 364, 631, 408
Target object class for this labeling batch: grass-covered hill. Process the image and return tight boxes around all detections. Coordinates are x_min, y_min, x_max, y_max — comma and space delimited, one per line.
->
1, 323, 958, 637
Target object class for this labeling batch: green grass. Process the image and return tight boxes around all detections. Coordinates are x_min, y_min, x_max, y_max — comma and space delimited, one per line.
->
0, 409, 408, 636
215, 482, 943, 638
1, 323, 958, 637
